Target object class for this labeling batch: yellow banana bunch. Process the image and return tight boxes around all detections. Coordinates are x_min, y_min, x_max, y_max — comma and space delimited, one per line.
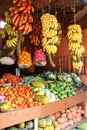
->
67, 24, 85, 71
69, 42, 81, 52
72, 60, 83, 70
40, 13, 62, 55
6, 37, 18, 48
43, 44, 57, 55
74, 45, 85, 57
4, 11, 18, 48
67, 24, 82, 44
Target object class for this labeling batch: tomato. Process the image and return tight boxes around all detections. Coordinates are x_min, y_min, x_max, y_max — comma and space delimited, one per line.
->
28, 101, 34, 107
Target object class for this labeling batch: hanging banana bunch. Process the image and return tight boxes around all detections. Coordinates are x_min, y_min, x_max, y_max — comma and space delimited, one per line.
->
40, 13, 62, 67
67, 24, 85, 71
4, 11, 18, 49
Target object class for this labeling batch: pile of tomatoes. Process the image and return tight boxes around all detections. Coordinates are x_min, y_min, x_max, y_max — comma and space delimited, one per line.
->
0, 73, 24, 86
0, 85, 41, 109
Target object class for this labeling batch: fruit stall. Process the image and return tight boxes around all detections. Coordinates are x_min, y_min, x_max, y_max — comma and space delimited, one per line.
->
0, 0, 87, 130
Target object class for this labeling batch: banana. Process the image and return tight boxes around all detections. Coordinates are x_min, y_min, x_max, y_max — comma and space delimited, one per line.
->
67, 24, 84, 71
72, 60, 83, 70
40, 13, 62, 57
74, 45, 85, 56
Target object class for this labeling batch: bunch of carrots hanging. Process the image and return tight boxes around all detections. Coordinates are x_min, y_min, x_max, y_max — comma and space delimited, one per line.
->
29, 19, 42, 46
9, 0, 34, 35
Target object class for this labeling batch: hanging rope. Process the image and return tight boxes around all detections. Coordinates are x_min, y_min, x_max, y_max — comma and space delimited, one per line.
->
71, 0, 76, 24
48, 0, 51, 14
55, 2, 57, 17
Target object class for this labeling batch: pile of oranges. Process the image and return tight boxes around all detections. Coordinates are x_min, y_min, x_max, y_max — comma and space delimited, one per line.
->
18, 50, 32, 68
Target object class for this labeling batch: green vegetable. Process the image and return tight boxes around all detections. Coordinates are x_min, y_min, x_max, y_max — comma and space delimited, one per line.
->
25, 121, 34, 129
7, 126, 18, 130
45, 116, 52, 126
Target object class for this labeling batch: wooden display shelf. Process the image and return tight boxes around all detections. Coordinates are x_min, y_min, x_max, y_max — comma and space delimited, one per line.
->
0, 92, 86, 129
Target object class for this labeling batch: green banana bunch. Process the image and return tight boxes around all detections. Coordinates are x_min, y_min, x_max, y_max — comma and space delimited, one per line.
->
4, 11, 13, 24
6, 37, 17, 48
4, 11, 18, 48
0, 29, 6, 39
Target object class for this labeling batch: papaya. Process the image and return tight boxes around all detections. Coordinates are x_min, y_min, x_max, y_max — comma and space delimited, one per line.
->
0, 101, 11, 112
34, 95, 50, 105
38, 118, 47, 128
18, 122, 25, 129
31, 81, 44, 88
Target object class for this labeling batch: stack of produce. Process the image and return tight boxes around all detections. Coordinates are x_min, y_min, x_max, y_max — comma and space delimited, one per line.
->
67, 24, 85, 71
33, 49, 47, 66
0, 56, 15, 65
0, 84, 41, 110
40, 13, 62, 67
50, 105, 85, 130
0, 73, 24, 86
4, 120, 34, 130
18, 49, 32, 69
45, 80, 76, 99
4, 11, 18, 49
29, 19, 42, 46
31, 81, 50, 105
9, 0, 34, 35
38, 116, 56, 130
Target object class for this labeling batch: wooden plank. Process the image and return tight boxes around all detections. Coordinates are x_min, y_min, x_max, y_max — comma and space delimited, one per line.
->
40, 92, 86, 118
0, 105, 41, 129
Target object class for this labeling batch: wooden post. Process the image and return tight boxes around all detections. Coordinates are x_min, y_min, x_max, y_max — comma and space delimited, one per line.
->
34, 118, 38, 130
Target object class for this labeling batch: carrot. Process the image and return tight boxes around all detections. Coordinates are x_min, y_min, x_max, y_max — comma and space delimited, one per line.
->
14, 15, 21, 27
22, 0, 27, 1
19, 6, 26, 12
12, 13, 19, 23
28, 15, 33, 23
19, 24, 25, 30
22, 8, 28, 14
12, 26, 17, 31
13, 0, 19, 4
15, 0, 21, 7
19, 20, 23, 26
25, 22, 30, 31
27, 23, 32, 33
10, 12, 14, 17
22, 1, 28, 6
9, 7, 16, 11
31, 6, 34, 12
14, 9, 19, 15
